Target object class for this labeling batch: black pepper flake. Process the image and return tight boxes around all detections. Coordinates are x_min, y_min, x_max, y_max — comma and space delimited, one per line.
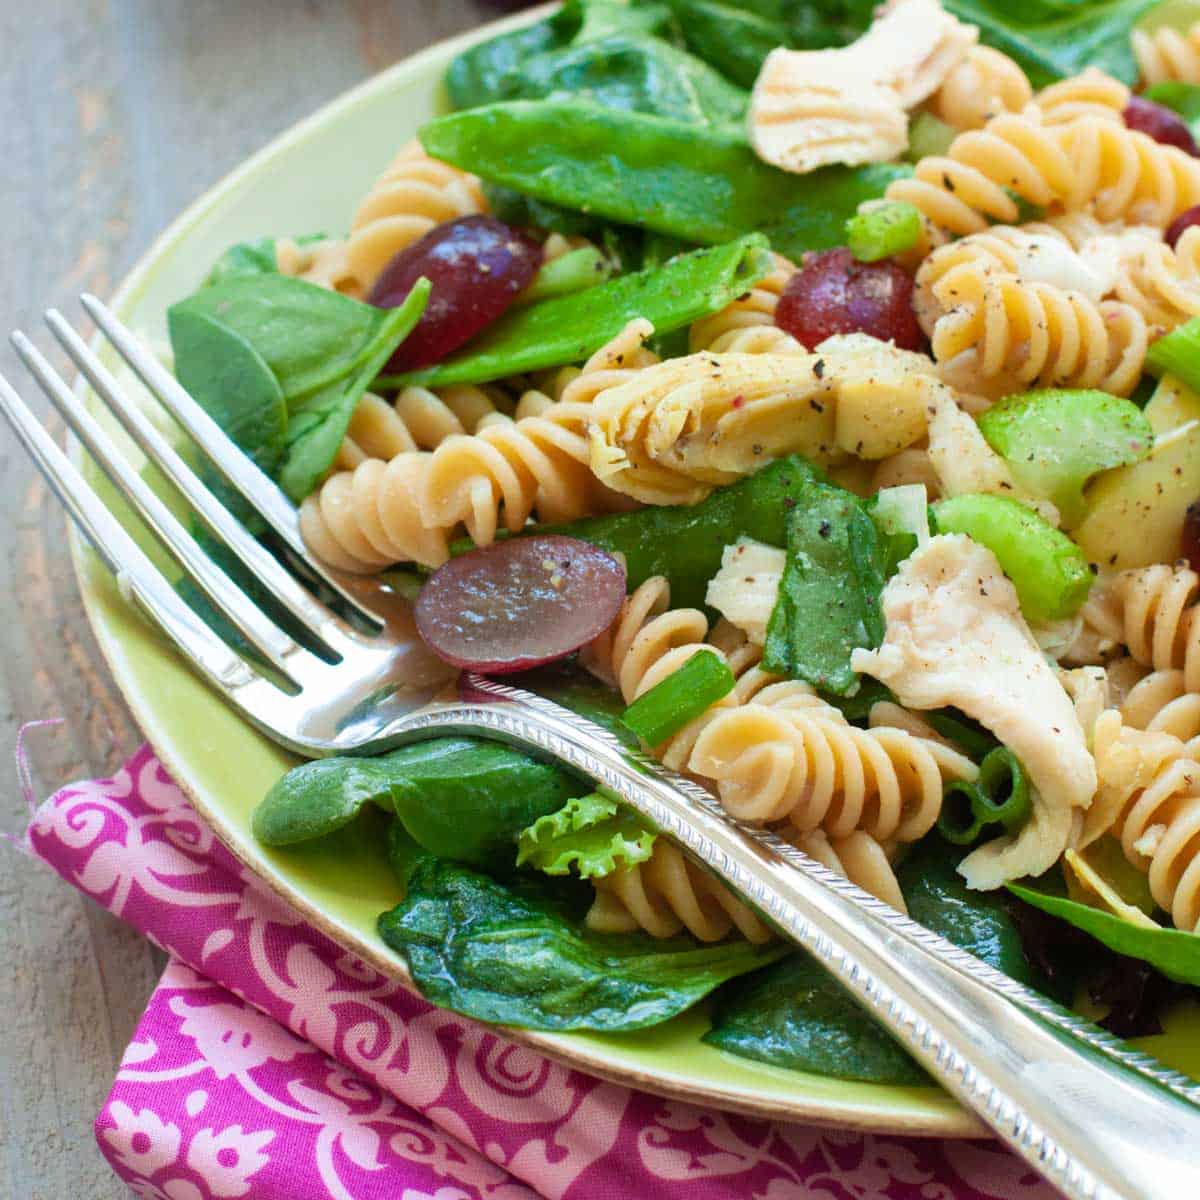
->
809, 398, 825, 413
818, 520, 832, 539
813, 359, 825, 379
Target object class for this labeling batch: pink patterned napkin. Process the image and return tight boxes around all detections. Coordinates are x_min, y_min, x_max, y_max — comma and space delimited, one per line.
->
24, 744, 1061, 1200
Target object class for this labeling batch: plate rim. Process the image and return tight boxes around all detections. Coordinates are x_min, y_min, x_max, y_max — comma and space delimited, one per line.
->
65, 5, 985, 1138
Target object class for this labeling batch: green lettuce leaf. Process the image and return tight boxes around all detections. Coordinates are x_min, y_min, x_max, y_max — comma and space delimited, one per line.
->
378, 852, 784, 1031
517, 791, 656, 877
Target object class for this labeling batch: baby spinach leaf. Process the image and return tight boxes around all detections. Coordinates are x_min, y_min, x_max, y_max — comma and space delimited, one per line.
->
389, 234, 770, 387
517, 791, 656, 877
706, 839, 1055, 1081
516, 33, 748, 127
170, 274, 404, 406
254, 736, 585, 864
535, 455, 825, 609
1010, 877, 1200, 987
419, 101, 908, 261
167, 309, 287, 478
378, 855, 784, 1031
667, 0, 795, 87
762, 479, 886, 696
276, 281, 429, 501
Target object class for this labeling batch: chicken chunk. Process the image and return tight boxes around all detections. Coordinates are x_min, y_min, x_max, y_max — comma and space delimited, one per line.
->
705, 538, 786, 646
851, 534, 1097, 888
749, 0, 977, 173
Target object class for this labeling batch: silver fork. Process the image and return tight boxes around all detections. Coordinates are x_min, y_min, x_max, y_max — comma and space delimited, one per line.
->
4, 295, 1200, 1200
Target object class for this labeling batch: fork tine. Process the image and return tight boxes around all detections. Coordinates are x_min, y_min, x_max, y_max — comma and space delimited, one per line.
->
11, 330, 311, 683
80, 293, 383, 625
45, 309, 354, 657
0, 366, 268, 699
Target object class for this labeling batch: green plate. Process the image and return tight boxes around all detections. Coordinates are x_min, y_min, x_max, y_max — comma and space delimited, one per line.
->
68, 5, 1200, 1136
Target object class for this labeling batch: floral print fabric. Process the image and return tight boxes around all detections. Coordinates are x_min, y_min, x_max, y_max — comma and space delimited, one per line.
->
27, 745, 1060, 1200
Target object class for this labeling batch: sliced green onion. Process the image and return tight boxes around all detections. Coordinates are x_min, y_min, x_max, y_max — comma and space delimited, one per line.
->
926, 710, 997, 762
937, 746, 1030, 846
1147, 316, 1200, 393
845, 202, 922, 263
906, 111, 955, 161
517, 246, 613, 306
621, 649, 734, 745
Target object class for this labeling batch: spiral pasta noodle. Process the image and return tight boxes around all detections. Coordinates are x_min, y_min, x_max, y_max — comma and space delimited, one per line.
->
343, 140, 487, 294
1121, 669, 1200, 750
687, 253, 797, 353
922, 261, 1148, 396
1133, 20, 1200, 87
1033, 68, 1129, 126
580, 578, 761, 771
586, 826, 905, 942
301, 320, 657, 571
334, 385, 507, 469
886, 114, 1200, 255
928, 45, 1033, 131
1088, 709, 1200, 931
687, 699, 975, 844
275, 236, 360, 297
1106, 563, 1200, 691
1109, 226, 1200, 331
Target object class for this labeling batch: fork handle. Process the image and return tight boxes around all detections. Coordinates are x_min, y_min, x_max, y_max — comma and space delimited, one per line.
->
387, 685, 1200, 1200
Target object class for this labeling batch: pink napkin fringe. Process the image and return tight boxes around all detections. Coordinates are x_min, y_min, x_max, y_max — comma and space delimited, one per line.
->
24, 744, 1062, 1200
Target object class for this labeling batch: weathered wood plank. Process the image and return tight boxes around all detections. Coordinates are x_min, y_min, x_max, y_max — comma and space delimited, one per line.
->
0, 3, 489, 1196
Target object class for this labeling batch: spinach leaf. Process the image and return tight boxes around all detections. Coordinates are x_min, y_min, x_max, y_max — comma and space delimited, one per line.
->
253, 736, 584, 864
516, 32, 747, 127
762, 479, 885, 696
389, 234, 770, 387
170, 274, 407, 406
705, 838, 1056, 1081
1010, 876, 1200, 987
167, 309, 286, 478
667, 0, 795, 87
277, 281, 429, 501
533, 455, 825, 609
419, 101, 908, 261
378, 854, 784, 1031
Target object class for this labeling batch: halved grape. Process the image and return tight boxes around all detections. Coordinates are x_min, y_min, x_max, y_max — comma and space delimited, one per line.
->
1123, 97, 1199, 156
415, 535, 626, 673
1167, 205, 1200, 248
776, 248, 923, 351
369, 215, 542, 370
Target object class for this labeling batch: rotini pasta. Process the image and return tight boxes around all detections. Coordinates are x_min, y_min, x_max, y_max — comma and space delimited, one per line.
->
885, 113, 1200, 255
1087, 709, 1200, 931
1122, 669, 1200, 750
275, 236, 360, 297
343, 140, 487, 294
334, 385, 507, 469
687, 253, 797, 352
922, 260, 1148, 396
1033, 67, 1129, 126
301, 320, 657, 570
687, 698, 975, 842
927, 45, 1032, 131
580, 576, 761, 771
586, 825, 906, 942
1133, 20, 1200, 87
1105, 563, 1200, 691
1109, 226, 1200, 331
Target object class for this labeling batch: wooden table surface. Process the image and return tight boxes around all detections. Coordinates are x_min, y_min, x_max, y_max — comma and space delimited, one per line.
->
0, 4, 494, 1195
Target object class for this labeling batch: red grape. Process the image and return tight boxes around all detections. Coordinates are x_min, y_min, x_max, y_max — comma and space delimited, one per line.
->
1166, 205, 1200, 248
1183, 501, 1200, 573
1123, 97, 1199, 156
776, 248, 923, 351
369, 215, 542, 370
414, 535, 626, 674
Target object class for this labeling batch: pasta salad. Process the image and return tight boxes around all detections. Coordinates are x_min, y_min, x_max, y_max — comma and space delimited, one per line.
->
169, 0, 1200, 1084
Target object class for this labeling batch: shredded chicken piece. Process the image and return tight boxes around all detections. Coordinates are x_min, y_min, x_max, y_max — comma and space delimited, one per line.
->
705, 538, 786, 647
852, 534, 1097, 889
